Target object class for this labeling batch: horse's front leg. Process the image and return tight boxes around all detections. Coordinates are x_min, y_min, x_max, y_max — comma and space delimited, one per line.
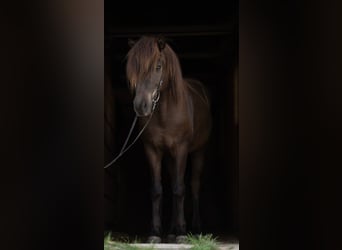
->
171, 143, 188, 243
144, 144, 163, 243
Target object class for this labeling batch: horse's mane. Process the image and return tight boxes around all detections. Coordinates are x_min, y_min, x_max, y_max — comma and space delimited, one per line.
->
126, 36, 184, 101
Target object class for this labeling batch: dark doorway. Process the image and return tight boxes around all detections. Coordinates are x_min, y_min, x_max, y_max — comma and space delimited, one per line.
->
105, 2, 238, 241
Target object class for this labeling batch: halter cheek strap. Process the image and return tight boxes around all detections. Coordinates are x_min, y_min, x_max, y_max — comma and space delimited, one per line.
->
152, 79, 163, 111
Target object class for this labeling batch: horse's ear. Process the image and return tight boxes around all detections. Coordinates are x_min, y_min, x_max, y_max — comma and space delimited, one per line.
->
157, 37, 166, 51
128, 39, 136, 48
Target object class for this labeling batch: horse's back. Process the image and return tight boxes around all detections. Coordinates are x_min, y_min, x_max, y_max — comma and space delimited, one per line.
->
185, 78, 212, 152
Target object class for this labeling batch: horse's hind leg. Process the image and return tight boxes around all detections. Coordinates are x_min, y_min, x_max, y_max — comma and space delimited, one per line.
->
166, 157, 177, 242
144, 145, 163, 243
190, 149, 205, 234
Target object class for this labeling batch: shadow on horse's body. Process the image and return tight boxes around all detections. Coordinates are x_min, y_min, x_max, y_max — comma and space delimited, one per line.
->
126, 36, 212, 243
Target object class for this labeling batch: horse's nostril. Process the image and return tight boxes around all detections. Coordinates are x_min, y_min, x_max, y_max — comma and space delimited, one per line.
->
143, 101, 147, 110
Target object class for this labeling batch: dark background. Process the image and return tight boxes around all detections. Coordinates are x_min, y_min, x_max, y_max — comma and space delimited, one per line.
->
104, 1, 239, 239
1, 0, 342, 250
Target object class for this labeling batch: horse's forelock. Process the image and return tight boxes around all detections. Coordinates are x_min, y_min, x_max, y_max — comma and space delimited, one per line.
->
126, 37, 160, 89
126, 37, 183, 97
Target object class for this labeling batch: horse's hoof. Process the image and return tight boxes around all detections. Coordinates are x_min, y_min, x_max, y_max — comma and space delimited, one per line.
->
191, 233, 201, 239
166, 234, 176, 243
192, 226, 202, 235
147, 235, 161, 243
176, 235, 187, 244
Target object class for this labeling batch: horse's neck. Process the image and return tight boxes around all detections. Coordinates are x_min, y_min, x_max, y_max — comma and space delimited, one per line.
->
156, 80, 190, 121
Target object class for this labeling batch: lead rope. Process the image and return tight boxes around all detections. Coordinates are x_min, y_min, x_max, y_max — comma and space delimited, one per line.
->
104, 114, 152, 169
104, 79, 163, 169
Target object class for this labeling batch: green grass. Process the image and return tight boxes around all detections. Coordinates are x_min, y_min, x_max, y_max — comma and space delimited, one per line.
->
185, 234, 219, 250
104, 232, 155, 250
104, 232, 219, 250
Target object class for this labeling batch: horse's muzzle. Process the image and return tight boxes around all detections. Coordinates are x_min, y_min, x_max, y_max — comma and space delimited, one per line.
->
133, 97, 152, 117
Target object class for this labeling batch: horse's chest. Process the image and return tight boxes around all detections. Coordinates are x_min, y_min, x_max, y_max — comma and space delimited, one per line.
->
145, 124, 193, 149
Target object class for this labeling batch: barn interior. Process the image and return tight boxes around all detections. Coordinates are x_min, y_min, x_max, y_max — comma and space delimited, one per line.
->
105, 2, 238, 242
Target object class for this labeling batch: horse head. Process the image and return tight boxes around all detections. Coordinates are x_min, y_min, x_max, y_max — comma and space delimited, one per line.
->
126, 36, 166, 117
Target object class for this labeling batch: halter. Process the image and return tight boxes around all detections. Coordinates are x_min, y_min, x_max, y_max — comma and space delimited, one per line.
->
152, 79, 163, 111
104, 79, 163, 169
